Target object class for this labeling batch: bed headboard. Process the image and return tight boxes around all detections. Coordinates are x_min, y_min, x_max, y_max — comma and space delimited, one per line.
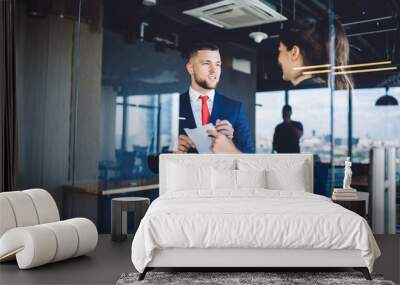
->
159, 154, 314, 195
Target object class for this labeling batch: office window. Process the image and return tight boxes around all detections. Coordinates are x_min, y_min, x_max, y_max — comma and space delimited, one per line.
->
116, 93, 179, 153
256, 88, 349, 163
125, 95, 158, 151
159, 93, 180, 152
352, 87, 400, 163
288, 88, 332, 162
353, 87, 400, 232
255, 91, 285, 153
333, 89, 349, 163
108, 93, 179, 184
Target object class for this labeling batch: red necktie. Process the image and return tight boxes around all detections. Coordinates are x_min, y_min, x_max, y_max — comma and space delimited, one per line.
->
199, 95, 210, 125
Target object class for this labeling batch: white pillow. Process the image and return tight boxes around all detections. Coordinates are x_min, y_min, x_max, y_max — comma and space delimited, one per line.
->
237, 159, 308, 192
211, 169, 268, 190
236, 169, 267, 189
212, 168, 237, 190
167, 162, 211, 191
266, 166, 306, 191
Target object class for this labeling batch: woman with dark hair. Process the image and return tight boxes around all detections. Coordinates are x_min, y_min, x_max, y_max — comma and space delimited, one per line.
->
207, 16, 353, 153
278, 17, 353, 90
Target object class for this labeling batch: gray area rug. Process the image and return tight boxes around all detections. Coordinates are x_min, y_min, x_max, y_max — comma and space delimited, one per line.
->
116, 271, 396, 285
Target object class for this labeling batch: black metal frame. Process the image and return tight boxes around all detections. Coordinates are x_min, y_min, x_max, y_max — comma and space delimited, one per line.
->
138, 267, 152, 281
137, 267, 372, 281
354, 267, 372, 280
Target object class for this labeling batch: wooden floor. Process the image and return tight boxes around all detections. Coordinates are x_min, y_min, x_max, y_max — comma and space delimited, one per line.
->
0, 235, 398, 285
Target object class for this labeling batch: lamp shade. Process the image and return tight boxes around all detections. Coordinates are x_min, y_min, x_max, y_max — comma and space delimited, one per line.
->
375, 87, 399, 106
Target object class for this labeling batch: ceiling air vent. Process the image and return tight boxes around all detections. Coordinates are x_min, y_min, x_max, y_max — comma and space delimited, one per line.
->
183, 0, 287, 29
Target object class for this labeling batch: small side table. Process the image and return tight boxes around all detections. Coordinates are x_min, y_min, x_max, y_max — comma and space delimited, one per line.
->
332, 199, 366, 218
111, 197, 150, 242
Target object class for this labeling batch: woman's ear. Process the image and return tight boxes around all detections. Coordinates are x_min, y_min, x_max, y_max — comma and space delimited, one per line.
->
290, 45, 301, 61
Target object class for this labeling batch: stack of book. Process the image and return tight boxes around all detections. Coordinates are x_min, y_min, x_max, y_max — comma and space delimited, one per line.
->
332, 188, 358, 200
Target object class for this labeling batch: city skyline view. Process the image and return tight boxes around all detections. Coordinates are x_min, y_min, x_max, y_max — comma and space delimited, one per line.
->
256, 87, 400, 165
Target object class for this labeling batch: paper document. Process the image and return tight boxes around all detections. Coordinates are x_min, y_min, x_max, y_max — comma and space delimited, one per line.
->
184, 123, 215, 154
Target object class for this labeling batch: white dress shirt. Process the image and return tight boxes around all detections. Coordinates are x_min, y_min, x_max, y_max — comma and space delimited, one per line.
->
189, 86, 215, 127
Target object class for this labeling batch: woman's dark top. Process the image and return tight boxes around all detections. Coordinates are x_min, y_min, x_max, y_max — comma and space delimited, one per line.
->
293, 77, 327, 89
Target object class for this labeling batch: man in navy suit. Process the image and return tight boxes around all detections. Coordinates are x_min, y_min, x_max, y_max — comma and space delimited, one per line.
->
176, 43, 254, 153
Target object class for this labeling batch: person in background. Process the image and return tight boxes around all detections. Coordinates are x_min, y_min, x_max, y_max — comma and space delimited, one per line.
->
208, 16, 352, 153
272, 105, 303, 153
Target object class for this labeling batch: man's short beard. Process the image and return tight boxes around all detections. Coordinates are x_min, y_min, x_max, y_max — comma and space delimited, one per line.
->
194, 74, 218, 90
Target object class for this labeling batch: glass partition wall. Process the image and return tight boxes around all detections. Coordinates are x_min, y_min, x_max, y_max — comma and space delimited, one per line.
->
68, 9, 188, 192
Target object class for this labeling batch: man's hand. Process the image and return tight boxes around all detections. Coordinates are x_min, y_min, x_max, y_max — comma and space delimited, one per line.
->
207, 129, 240, 154
175, 135, 196, 153
215, 119, 234, 139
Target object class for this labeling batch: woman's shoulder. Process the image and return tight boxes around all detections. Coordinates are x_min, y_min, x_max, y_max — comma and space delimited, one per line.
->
294, 77, 327, 89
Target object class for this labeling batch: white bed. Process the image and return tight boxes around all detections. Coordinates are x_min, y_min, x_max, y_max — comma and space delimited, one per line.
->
131, 154, 380, 280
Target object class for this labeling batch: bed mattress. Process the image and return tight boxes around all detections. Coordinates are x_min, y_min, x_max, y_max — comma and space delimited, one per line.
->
131, 190, 380, 273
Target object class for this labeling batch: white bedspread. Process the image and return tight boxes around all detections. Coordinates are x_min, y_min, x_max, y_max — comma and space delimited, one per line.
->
131, 190, 380, 273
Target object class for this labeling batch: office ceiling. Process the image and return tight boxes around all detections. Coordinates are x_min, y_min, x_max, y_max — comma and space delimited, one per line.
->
104, 0, 400, 89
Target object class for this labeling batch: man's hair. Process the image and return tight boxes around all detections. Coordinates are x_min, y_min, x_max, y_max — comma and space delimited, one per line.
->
282, 105, 292, 113
185, 42, 219, 62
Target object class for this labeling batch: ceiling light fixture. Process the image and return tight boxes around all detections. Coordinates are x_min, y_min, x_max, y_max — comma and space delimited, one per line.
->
249, 32, 268, 43
294, 60, 392, 71
375, 87, 399, 106
302, 66, 397, 76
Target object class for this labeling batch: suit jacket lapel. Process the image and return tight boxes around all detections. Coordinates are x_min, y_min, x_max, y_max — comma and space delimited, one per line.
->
179, 91, 196, 133
210, 92, 221, 125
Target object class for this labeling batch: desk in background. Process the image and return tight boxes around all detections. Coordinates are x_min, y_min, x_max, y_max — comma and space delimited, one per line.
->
63, 180, 158, 233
